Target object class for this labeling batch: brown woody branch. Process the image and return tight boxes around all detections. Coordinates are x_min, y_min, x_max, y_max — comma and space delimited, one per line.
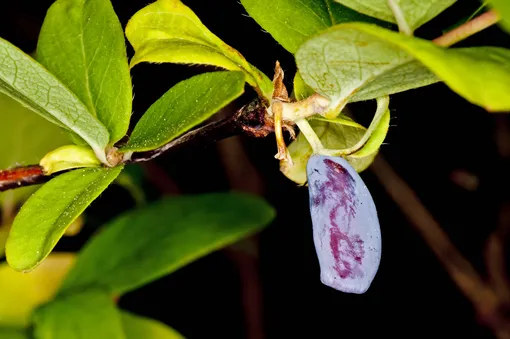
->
0, 165, 50, 192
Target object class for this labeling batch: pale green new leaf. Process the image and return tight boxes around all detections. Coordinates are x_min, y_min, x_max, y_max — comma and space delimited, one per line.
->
281, 120, 370, 184
295, 50, 437, 106
0, 37, 109, 160
350, 60, 438, 102
240, 0, 393, 54
39, 145, 101, 175
337, 96, 390, 156
122, 71, 245, 152
347, 103, 390, 161
489, 0, 510, 33
33, 288, 125, 339
121, 312, 184, 339
334, 0, 456, 31
297, 23, 510, 112
315, 100, 390, 167
296, 24, 438, 111
37, 0, 132, 144
125, 0, 273, 100
60, 193, 275, 295
6, 167, 123, 272
311, 115, 366, 130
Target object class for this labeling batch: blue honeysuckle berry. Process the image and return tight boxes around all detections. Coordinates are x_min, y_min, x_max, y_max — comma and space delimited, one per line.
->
307, 155, 381, 294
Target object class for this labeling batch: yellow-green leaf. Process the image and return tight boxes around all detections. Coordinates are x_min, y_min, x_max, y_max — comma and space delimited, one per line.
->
122, 71, 245, 152
281, 120, 369, 185
0, 253, 75, 327
125, 0, 273, 100
6, 167, 123, 272
347, 102, 390, 162
40, 145, 101, 175
293, 72, 315, 100
121, 312, 184, 339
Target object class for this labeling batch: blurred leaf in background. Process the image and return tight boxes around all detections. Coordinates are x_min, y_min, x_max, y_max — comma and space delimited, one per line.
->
0, 93, 70, 257
0, 92, 70, 206
0, 253, 75, 327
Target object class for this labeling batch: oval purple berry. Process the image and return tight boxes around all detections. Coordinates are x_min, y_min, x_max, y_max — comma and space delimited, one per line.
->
307, 155, 381, 294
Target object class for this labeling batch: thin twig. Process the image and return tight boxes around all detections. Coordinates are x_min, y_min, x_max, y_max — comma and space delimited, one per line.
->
0, 98, 273, 193
0, 165, 49, 193
433, 9, 500, 47
370, 155, 510, 337
217, 131, 266, 339
484, 116, 510, 304
486, 231, 510, 303
127, 97, 272, 163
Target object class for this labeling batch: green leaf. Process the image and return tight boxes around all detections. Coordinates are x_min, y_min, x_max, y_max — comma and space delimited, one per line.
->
349, 60, 439, 103
121, 311, 184, 339
489, 0, 510, 33
348, 106, 390, 159
293, 72, 315, 100
37, 0, 132, 144
6, 167, 123, 272
125, 0, 273, 100
39, 145, 101, 175
60, 193, 275, 295
0, 93, 70, 205
0, 328, 28, 339
33, 288, 125, 339
281, 120, 371, 185
334, 0, 456, 31
115, 171, 146, 207
295, 60, 436, 111
122, 71, 245, 152
0, 253, 75, 327
296, 24, 439, 111
297, 23, 510, 112
335, 96, 390, 156
311, 115, 366, 130
0, 37, 110, 161
240, 0, 393, 54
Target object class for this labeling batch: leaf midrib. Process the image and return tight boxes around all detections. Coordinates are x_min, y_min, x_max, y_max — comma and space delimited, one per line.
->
324, 0, 336, 25
79, 9, 98, 118
40, 172, 104, 261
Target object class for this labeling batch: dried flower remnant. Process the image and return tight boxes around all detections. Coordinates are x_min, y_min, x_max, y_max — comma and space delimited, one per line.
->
307, 155, 381, 294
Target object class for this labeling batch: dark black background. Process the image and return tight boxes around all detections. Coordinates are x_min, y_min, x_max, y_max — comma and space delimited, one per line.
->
1, 1, 510, 338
